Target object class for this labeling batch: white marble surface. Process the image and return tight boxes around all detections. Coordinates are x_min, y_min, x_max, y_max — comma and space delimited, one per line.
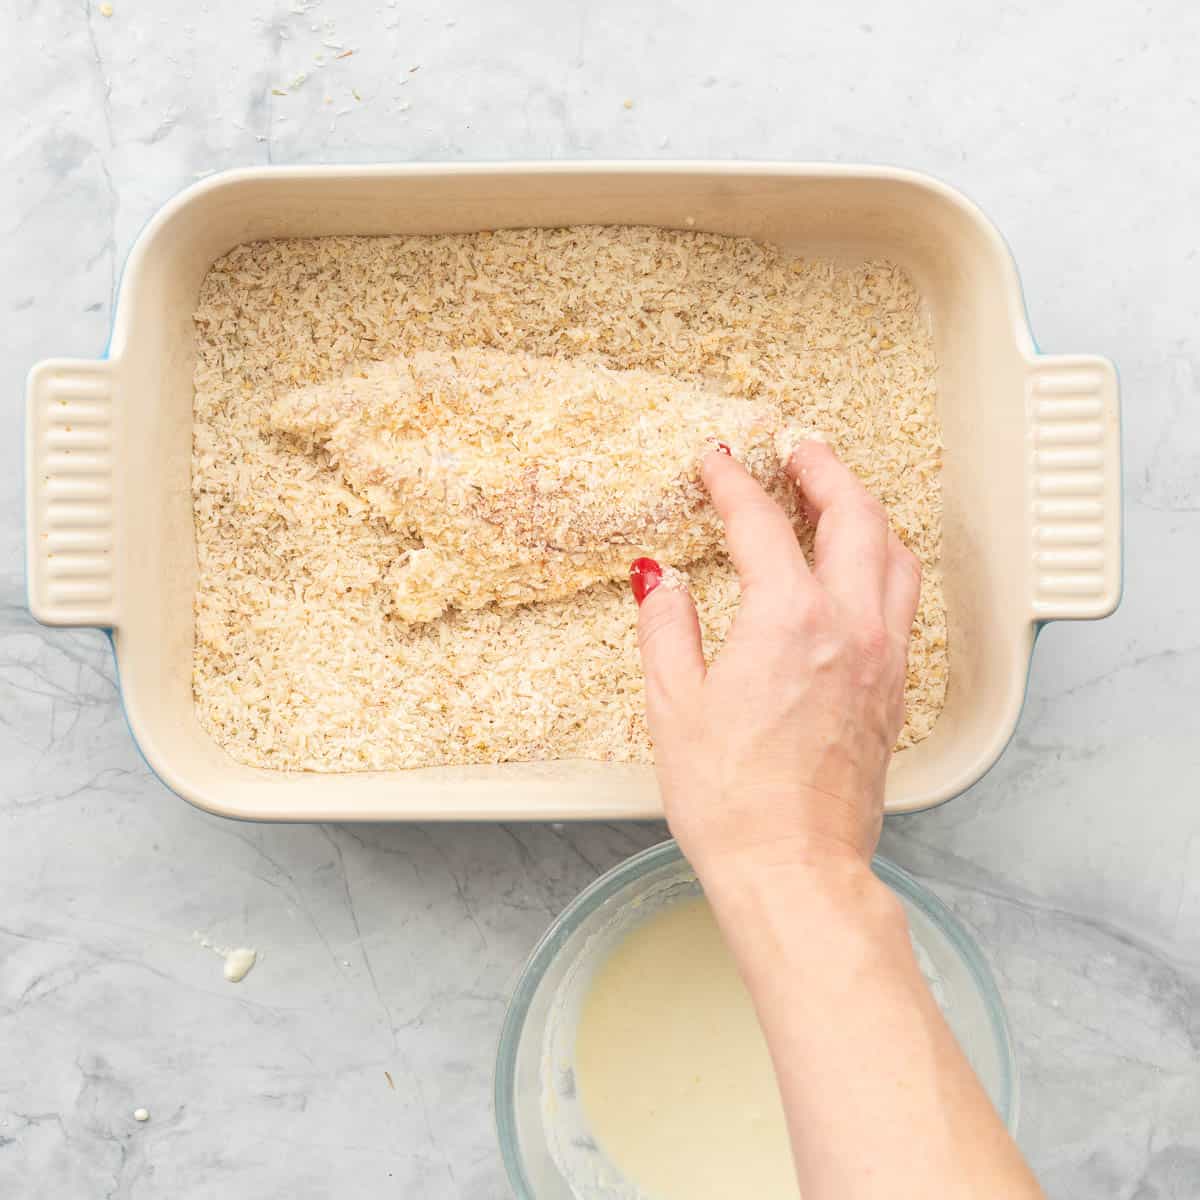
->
3, 0, 1199, 1195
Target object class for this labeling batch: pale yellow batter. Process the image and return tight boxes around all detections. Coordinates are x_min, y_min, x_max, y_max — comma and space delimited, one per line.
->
574, 897, 801, 1200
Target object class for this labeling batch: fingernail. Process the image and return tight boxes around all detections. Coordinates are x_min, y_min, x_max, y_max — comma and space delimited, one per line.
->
714, 441, 732, 456
629, 557, 663, 605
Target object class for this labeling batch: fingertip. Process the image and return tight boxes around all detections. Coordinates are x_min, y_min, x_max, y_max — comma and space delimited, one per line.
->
784, 436, 875, 521
780, 433, 834, 481
699, 446, 812, 586
634, 567, 706, 697
700, 446, 761, 502
775, 437, 827, 526
630, 556, 664, 606
631, 558, 694, 607
700, 445, 737, 481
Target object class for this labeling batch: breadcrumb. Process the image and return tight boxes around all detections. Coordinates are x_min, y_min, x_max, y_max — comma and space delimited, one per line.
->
191, 226, 946, 771
659, 566, 691, 592
773, 420, 828, 465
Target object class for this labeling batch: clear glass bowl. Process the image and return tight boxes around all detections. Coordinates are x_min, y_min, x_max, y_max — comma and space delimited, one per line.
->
495, 840, 1017, 1200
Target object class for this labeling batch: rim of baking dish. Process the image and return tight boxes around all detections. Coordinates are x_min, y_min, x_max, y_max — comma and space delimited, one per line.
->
43, 161, 1118, 819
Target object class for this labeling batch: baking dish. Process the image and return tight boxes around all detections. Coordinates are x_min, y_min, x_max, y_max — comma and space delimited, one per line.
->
25, 163, 1121, 821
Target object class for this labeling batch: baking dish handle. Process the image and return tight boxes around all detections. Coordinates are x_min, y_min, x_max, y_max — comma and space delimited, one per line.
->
25, 358, 120, 629
1025, 353, 1122, 622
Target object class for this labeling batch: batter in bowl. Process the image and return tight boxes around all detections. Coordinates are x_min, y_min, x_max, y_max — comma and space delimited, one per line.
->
574, 896, 800, 1200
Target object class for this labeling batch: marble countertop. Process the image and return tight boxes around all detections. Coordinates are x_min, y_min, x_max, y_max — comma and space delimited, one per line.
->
3, 1, 1198, 1195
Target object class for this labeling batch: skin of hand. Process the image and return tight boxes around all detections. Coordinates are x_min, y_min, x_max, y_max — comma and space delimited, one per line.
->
632, 439, 919, 876
629, 441, 1045, 1200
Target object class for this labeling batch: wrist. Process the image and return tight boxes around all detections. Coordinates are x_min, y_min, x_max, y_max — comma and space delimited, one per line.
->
662, 776, 885, 888
695, 835, 881, 914
690, 836, 908, 979
681, 825, 875, 894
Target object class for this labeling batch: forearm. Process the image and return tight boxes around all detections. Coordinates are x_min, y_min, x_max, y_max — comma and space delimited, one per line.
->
636, 442, 1042, 1194
699, 847, 1044, 1200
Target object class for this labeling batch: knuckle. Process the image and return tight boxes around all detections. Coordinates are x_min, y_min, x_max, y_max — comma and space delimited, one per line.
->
855, 621, 892, 670
752, 603, 801, 643
855, 494, 887, 524
775, 584, 827, 634
801, 591, 835, 632
775, 572, 813, 609
743, 565, 818, 616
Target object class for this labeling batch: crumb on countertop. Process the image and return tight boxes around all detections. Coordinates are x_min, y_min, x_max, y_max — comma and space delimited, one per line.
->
222, 947, 257, 983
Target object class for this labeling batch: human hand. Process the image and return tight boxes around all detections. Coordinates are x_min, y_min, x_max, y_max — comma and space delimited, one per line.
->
630, 440, 921, 876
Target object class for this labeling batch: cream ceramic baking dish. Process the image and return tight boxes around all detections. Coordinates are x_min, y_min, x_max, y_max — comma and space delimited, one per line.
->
25, 163, 1121, 821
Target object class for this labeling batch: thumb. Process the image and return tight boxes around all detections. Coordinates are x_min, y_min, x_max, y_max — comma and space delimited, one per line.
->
630, 559, 707, 717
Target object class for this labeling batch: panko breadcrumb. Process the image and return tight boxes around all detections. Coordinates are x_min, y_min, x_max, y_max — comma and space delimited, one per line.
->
191, 226, 947, 772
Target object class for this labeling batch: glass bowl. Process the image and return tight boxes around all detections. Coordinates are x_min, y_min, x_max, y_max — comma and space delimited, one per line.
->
495, 840, 1017, 1199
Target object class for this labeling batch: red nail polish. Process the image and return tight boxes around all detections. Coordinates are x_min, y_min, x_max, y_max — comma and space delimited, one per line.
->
630, 557, 663, 605
715, 441, 731, 456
